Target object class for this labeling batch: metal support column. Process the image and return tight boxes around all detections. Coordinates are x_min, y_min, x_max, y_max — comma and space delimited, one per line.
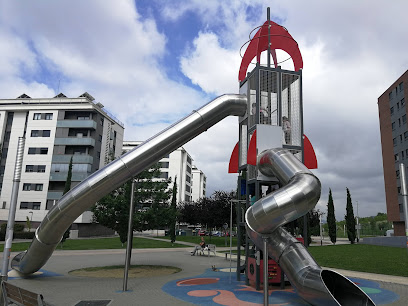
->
399, 163, 408, 250
1, 137, 25, 281
263, 237, 269, 306
123, 179, 136, 291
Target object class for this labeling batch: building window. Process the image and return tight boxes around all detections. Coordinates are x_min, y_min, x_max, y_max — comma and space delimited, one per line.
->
399, 82, 404, 92
31, 130, 39, 137
100, 117, 104, 126
187, 165, 191, 174
396, 170, 400, 178
35, 184, 43, 191
400, 204, 404, 213
158, 172, 168, 179
390, 107, 394, 115
398, 187, 401, 194
392, 122, 396, 130
33, 113, 42, 120
185, 185, 191, 192
403, 151, 405, 159
393, 138, 396, 146
402, 98, 405, 106
186, 175, 191, 183
45, 113, 53, 120
389, 92, 393, 100
28, 147, 48, 155
97, 151, 100, 159
98, 134, 102, 142
23, 183, 31, 191
185, 195, 190, 202
37, 165, 46, 172
405, 132, 408, 140
397, 102, 400, 110
25, 165, 34, 172
159, 162, 169, 168
400, 134, 403, 143
403, 115, 407, 124
395, 154, 399, 162
20, 202, 41, 210
43, 130, 51, 137
25, 165, 46, 173
399, 118, 401, 127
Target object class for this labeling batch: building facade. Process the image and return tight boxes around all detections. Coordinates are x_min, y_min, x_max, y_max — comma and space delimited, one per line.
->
191, 165, 206, 201
378, 70, 408, 236
0, 93, 124, 234
123, 141, 206, 204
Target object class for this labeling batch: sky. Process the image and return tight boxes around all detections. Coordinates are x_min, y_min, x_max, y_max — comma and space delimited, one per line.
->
1, 0, 408, 221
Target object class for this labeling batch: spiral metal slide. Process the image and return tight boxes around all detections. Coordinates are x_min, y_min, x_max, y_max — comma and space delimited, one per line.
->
246, 148, 375, 305
11, 94, 247, 274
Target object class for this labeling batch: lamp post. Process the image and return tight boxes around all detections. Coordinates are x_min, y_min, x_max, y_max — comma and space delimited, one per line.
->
28, 211, 33, 222
356, 201, 360, 242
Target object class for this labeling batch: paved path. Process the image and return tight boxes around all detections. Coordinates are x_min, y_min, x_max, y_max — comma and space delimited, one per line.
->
1, 237, 407, 305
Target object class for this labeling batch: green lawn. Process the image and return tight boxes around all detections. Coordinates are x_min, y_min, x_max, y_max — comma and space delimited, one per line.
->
159, 235, 238, 247
308, 244, 408, 277
0, 237, 187, 252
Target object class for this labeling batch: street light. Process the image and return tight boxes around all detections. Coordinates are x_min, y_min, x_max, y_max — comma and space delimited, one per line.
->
28, 211, 33, 222
356, 201, 360, 243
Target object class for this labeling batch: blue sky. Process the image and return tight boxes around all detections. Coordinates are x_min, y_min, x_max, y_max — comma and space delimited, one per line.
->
1, 0, 408, 220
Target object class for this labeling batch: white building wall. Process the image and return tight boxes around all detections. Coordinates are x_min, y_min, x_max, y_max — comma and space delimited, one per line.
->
0, 96, 125, 225
123, 142, 195, 203
191, 167, 206, 201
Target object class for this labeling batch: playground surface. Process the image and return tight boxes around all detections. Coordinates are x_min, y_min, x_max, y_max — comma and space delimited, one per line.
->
2, 245, 407, 306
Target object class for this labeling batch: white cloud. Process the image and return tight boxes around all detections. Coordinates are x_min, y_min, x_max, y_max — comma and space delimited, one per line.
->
180, 32, 241, 95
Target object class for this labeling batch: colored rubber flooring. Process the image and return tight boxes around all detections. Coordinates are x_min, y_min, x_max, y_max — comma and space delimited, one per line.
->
162, 267, 399, 305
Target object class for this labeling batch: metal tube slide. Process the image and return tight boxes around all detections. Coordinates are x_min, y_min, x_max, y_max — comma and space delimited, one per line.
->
12, 94, 247, 275
246, 148, 375, 305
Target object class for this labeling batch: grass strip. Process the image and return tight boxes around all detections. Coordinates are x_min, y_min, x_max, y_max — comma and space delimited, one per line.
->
0, 236, 187, 252
308, 244, 408, 277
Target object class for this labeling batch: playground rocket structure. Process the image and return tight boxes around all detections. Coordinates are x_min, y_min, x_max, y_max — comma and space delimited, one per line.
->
10, 9, 375, 306
228, 11, 375, 306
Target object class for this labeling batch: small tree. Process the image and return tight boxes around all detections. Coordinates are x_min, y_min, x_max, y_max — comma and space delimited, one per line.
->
345, 188, 356, 244
61, 156, 73, 247
327, 189, 337, 244
169, 177, 177, 244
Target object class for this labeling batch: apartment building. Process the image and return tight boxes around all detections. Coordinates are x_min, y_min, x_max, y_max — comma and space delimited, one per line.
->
122, 141, 206, 205
0, 93, 124, 235
378, 70, 408, 236
191, 165, 206, 201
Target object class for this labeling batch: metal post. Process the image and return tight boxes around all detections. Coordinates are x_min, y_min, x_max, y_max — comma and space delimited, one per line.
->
267, 7, 271, 68
356, 201, 360, 242
1, 137, 25, 281
399, 163, 408, 250
123, 179, 136, 291
263, 237, 269, 306
319, 214, 323, 246
229, 200, 233, 283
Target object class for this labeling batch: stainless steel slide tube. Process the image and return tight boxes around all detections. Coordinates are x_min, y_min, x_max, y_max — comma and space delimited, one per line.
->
12, 94, 247, 274
246, 148, 375, 305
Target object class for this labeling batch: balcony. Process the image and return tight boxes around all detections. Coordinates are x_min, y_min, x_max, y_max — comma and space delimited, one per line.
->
54, 137, 95, 147
52, 154, 93, 164
47, 191, 63, 200
49, 172, 90, 182
57, 120, 97, 129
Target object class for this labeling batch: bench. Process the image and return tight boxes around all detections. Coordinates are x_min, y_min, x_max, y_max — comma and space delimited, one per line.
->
1, 281, 46, 306
200, 244, 216, 257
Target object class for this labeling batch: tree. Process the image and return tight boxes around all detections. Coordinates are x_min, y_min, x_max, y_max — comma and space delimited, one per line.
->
345, 188, 356, 244
61, 156, 73, 247
92, 163, 171, 245
179, 191, 236, 231
327, 189, 337, 244
169, 177, 177, 244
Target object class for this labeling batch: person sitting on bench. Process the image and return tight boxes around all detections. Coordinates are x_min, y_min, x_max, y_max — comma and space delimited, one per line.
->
191, 236, 206, 256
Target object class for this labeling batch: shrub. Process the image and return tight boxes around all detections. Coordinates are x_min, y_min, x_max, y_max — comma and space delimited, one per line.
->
13, 231, 35, 240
